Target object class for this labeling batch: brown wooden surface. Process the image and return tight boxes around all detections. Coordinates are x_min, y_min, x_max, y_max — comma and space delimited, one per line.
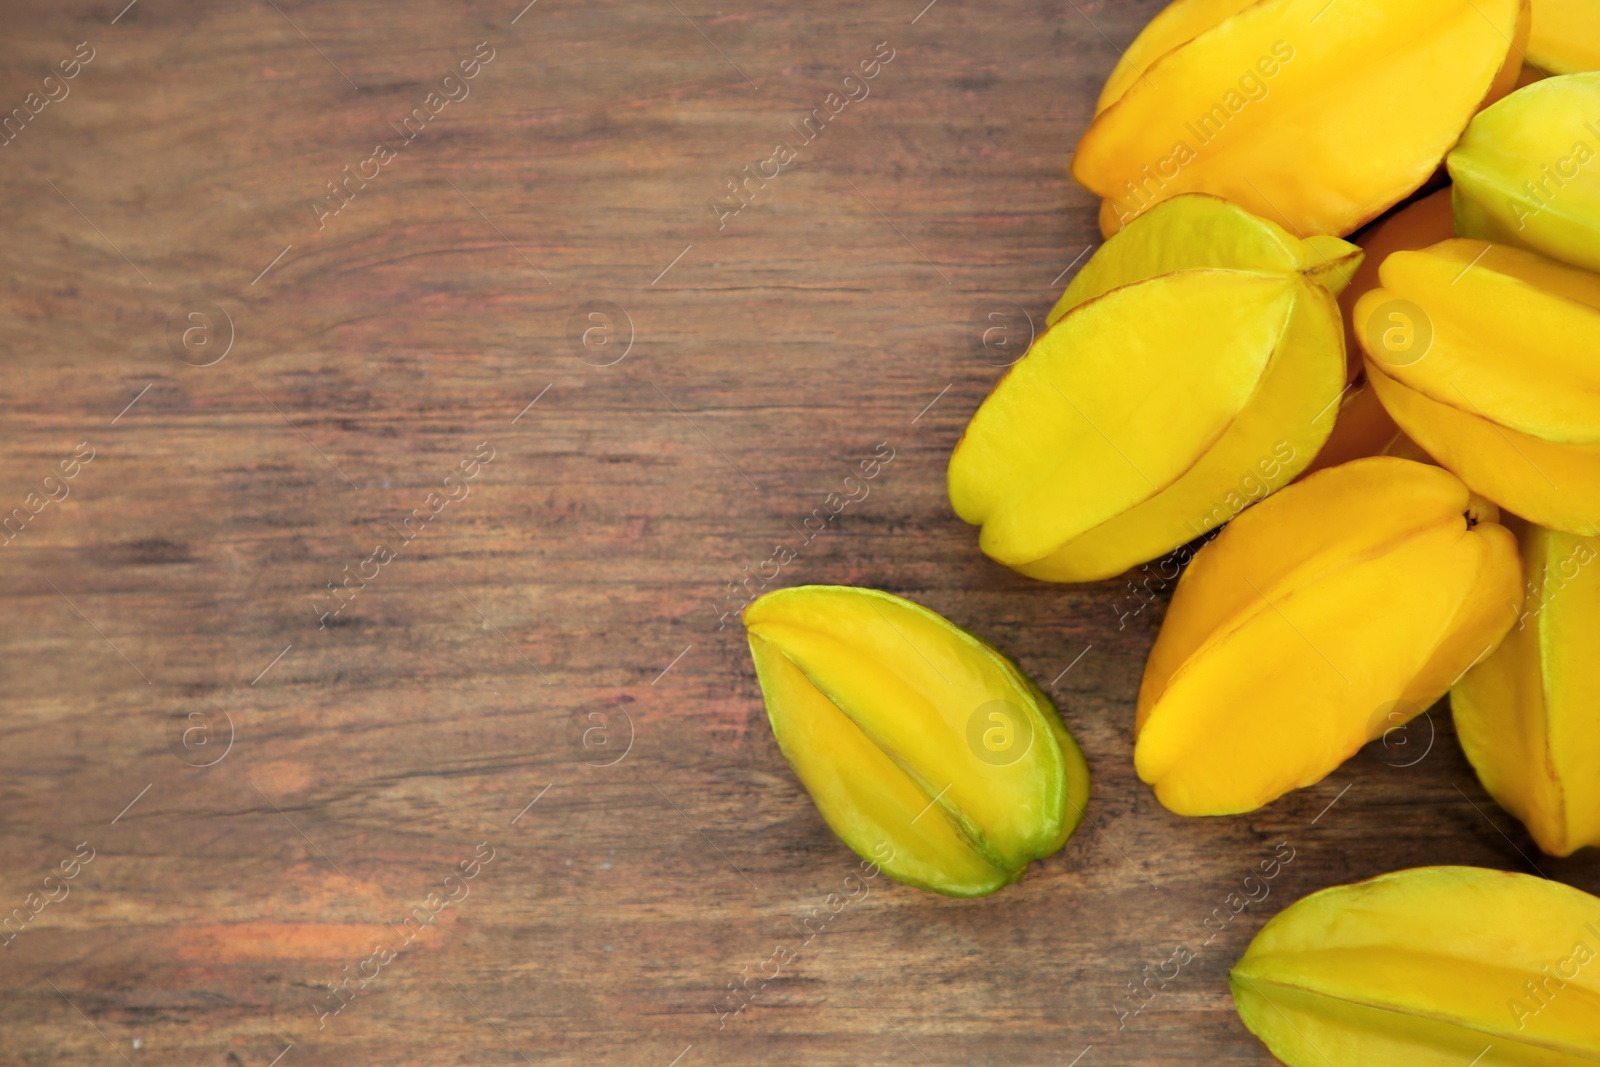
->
1, 1, 1595, 1064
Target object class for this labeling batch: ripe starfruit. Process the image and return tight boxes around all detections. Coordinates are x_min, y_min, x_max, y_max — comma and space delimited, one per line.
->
1449, 73, 1600, 274
1453, 519, 1600, 857
743, 585, 1089, 897
1528, 0, 1600, 75
1136, 457, 1520, 816
1075, 0, 1526, 237
1356, 239, 1600, 535
950, 194, 1353, 583
1337, 187, 1456, 378
1233, 866, 1600, 1066
1298, 377, 1405, 477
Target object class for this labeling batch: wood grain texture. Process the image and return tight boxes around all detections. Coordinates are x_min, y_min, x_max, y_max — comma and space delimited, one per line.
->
0, 0, 1594, 1064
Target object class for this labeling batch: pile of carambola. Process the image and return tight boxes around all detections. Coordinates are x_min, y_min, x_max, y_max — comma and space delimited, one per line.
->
743, 0, 1600, 1061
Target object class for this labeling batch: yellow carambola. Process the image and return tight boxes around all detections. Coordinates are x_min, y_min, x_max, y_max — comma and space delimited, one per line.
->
743, 585, 1089, 897
1450, 74, 1600, 275
1074, 0, 1525, 237
1357, 239, 1600, 535
949, 194, 1353, 583
1136, 457, 1521, 816
1453, 520, 1600, 857
1233, 866, 1600, 1066
1527, 0, 1600, 75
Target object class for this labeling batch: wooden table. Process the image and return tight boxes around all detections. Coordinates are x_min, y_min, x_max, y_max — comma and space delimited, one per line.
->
2, 0, 1594, 1063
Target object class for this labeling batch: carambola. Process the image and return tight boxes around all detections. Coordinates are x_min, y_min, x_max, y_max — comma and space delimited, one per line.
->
1234, 866, 1600, 1065
744, 585, 1089, 897
949, 194, 1353, 582
1136, 457, 1520, 816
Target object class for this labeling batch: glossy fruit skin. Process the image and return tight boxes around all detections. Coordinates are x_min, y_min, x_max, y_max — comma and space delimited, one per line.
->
1338, 187, 1456, 380
1450, 73, 1600, 275
1527, 0, 1600, 74
951, 195, 1351, 583
1091, 0, 1258, 116
1298, 189, 1455, 474
1357, 239, 1600, 535
1453, 519, 1600, 857
1516, 63, 1550, 89
743, 585, 1089, 897
1048, 194, 1360, 326
1233, 866, 1600, 1067
1075, 0, 1526, 237
1298, 377, 1405, 477
1136, 457, 1520, 816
